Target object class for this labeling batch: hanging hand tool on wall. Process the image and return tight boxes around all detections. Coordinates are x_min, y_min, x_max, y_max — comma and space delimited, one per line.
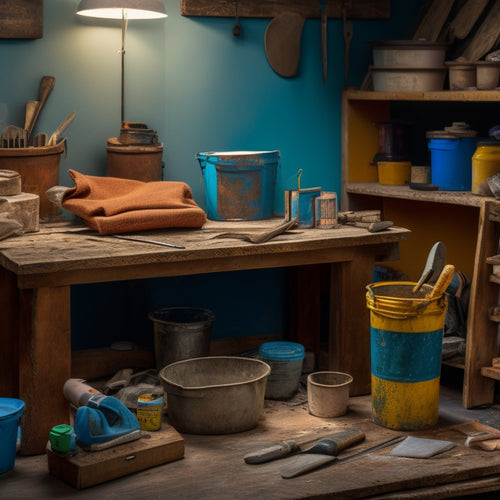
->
264, 11, 306, 77
232, 0, 240, 36
320, 0, 327, 82
343, 0, 353, 78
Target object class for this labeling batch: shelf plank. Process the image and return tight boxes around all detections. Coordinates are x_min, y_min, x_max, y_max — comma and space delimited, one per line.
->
181, 0, 390, 19
480, 366, 500, 381
346, 182, 486, 207
344, 87, 500, 102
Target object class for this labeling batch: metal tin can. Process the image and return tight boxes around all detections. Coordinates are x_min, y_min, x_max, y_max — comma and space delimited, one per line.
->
136, 394, 163, 431
472, 142, 500, 196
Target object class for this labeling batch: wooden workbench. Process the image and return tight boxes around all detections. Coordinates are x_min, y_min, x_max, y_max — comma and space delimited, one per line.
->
0, 218, 410, 455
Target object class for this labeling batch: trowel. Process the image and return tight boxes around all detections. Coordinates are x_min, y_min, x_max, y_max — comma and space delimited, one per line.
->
244, 428, 365, 464
413, 241, 447, 293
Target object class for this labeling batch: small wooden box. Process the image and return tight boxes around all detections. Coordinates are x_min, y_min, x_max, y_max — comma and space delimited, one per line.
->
47, 425, 184, 489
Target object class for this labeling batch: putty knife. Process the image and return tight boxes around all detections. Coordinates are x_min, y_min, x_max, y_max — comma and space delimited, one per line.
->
281, 435, 405, 479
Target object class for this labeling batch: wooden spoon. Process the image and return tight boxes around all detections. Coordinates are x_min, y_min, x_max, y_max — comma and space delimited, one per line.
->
26, 75, 55, 139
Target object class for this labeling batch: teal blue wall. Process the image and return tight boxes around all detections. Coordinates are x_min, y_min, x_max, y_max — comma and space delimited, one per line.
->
0, 1, 424, 349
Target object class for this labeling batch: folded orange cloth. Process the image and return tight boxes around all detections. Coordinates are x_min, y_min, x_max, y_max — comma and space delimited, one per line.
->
62, 169, 206, 234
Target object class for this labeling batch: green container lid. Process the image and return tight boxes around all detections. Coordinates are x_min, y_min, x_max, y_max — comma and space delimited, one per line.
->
49, 424, 74, 453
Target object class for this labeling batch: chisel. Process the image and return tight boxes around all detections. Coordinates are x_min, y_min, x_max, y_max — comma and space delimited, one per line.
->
244, 428, 364, 465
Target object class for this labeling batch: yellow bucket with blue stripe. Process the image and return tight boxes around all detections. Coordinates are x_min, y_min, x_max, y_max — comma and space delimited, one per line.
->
366, 282, 448, 431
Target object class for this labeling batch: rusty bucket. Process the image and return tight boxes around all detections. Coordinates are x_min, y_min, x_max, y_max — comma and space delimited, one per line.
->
0, 140, 66, 218
197, 150, 279, 221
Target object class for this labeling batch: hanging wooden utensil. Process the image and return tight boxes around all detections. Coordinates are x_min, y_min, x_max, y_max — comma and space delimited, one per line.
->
47, 111, 75, 146
343, 5, 353, 79
320, 0, 327, 82
24, 100, 38, 132
26, 75, 55, 139
264, 12, 305, 78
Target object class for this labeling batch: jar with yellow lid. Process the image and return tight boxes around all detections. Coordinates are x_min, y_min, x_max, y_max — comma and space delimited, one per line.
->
472, 142, 500, 196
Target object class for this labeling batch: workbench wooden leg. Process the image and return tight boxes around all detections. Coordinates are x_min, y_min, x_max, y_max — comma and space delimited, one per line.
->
329, 251, 375, 396
0, 266, 19, 397
19, 286, 71, 455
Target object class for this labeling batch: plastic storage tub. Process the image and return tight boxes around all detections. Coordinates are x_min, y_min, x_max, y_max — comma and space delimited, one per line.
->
197, 151, 279, 221
259, 341, 305, 400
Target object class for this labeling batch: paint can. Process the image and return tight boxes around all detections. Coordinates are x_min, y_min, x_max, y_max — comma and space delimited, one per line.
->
366, 282, 447, 430
472, 142, 500, 196
137, 394, 163, 431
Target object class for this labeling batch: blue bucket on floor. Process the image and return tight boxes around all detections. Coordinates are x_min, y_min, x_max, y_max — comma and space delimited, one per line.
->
0, 398, 25, 474
197, 151, 280, 221
259, 341, 305, 400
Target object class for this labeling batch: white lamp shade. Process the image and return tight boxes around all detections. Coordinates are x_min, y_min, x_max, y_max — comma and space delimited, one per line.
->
76, 0, 167, 19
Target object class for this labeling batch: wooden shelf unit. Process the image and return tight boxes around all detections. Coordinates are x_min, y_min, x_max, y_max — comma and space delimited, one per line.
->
341, 88, 500, 408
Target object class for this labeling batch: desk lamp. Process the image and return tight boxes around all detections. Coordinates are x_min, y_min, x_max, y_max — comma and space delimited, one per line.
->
76, 0, 167, 127
76, 0, 167, 181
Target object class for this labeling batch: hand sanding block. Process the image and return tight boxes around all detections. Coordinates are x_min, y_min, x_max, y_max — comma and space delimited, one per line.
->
0, 170, 21, 196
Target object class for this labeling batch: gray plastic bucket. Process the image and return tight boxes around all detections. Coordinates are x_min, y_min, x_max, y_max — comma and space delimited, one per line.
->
149, 307, 214, 370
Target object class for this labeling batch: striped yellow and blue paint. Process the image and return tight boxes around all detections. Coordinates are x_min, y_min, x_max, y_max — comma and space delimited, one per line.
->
366, 282, 448, 431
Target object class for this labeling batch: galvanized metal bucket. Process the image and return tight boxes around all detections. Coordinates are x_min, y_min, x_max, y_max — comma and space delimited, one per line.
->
149, 307, 214, 371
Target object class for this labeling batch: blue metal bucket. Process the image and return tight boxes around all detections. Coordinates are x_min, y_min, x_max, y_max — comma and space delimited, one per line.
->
197, 151, 279, 221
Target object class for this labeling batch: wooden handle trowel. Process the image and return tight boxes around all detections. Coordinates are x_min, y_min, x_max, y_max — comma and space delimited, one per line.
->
244, 428, 364, 465
281, 435, 405, 479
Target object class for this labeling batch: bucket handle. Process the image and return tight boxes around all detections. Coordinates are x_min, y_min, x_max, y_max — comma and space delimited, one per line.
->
367, 306, 428, 320
165, 385, 205, 398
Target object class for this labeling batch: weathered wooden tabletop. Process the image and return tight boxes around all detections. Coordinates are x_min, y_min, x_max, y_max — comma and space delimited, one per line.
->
0, 218, 411, 288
